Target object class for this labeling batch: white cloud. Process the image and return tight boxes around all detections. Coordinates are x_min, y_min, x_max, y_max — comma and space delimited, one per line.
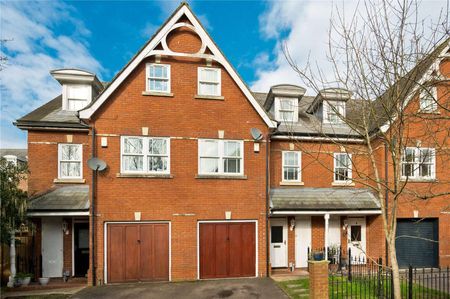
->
0, 1, 102, 148
251, 0, 448, 93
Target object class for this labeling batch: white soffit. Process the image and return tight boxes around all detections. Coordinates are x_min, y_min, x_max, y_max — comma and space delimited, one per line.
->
79, 4, 276, 128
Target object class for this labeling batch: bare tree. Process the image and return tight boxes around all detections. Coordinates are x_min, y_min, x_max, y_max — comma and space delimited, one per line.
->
283, 1, 449, 297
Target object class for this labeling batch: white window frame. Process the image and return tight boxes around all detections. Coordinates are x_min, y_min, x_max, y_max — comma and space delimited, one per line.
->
58, 143, 83, 179
120, 136, 170, 174
419, 86, 438, 112
333, 153, 352, 182
146, 63, 171, 93
324, 101, 346, 124
401, 147, 436, 180
282, 151, 302, 182
198, 139, 244, 176
197, 67, 221, 96
274, 97, 298, 123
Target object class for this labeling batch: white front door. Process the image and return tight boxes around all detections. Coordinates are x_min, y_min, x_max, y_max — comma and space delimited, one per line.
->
347, 217, 366, 264
295, 216, 311, 268
270, 219, 288, 268
42, 217, 63, 277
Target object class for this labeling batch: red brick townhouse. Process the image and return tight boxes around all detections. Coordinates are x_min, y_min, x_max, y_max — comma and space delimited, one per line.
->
14, 3, 449, 285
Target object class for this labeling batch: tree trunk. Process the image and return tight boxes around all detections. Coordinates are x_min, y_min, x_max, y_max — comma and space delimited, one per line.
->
388, 236, 402, 299
7, 230, 16, 288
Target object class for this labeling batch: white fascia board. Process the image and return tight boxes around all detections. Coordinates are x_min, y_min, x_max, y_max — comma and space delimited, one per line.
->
27, 211, 89, 216
79, 5, 276, 128
271, 210, 381, 215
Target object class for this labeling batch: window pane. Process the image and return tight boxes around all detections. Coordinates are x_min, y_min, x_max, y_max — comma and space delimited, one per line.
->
200, 69, 218, 82
402, 164, 414, 177
350, 226, 362, 242
284, 167, 299, 181
271, 226, 283, 243
199, 82, 219, 96
224, 142, 240, 157
61, 145, 81, 161
199, 140, 219, 157
124, 138, 143, 154
150, 65, 168, 78
149, 79, 168, 92
280, 111, 294, 121
148, 156, 167, 172
284, 152, 298, 166
200, 158, 219, 173
280, 99, 294, 110
403, 149, 415, 162
122, 156, 143, 171
420, 149, 432, 163
150, 139, 167, 155
419, 164, 431, 177
335, 168, 348, 181
61, 162, 81, 177
224, 158, 240, 173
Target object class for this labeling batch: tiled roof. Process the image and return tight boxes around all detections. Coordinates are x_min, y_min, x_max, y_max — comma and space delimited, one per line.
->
28, 185, 89, 211
270, 188, 380, 211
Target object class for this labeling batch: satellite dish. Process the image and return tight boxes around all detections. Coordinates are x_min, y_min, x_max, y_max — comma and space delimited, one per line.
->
87, 157, 107, 171
250, 128, 263, 141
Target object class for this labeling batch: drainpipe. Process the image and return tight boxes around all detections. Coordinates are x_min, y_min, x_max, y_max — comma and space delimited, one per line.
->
265, 133, 271, 277
91, 126, 96, 285
384, 142, 389, 266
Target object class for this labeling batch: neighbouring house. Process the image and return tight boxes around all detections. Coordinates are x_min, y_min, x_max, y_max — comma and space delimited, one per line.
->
14, 3, 449, 285
0, 149, 28, 191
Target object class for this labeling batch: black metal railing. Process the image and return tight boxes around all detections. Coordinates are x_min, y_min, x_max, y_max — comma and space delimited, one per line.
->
329, 250, 450, 298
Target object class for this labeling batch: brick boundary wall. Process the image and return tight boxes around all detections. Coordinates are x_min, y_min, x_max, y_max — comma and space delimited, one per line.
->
309, 260, 329, 299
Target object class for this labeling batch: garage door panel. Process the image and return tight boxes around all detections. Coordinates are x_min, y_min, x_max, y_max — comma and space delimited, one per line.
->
107, 223, 169, 283
228, 224, 243, 277
200, 224, 215, 278
108, 225, 125, 283
124, 226, 139, 281
241, 223, 256, 276
153, 224, 169, 280
200, 222, 256, 279
139, 225, 154, 280
396, 219, 438, 268
214, 224, 229, 277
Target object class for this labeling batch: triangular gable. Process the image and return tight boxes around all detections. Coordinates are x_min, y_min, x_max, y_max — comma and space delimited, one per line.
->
79, 3, 277, 128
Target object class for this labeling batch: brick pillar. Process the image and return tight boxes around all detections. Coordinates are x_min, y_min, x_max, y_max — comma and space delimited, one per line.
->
308, 260, 329, 299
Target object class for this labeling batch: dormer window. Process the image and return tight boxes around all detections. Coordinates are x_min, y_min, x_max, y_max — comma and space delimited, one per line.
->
324, 100, 345, 124
66, 85, 90, 111
419, 86, 437, 112
275, 97, 298, 122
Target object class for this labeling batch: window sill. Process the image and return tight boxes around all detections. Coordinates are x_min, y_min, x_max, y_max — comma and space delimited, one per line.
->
280, 181, 305, 186
116, 173, 173, 179
194, 95, 225, 101
54, 178, 86, 184
332, 181, 355, 187
417, 110, 440, 114
400, 178, 437, 183
142, 91, 174, 97
195, 174, 247, 180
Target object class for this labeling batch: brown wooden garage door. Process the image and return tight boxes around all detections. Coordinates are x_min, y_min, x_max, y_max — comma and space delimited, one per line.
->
199, 222, 256, 279
107, 223, 169, 283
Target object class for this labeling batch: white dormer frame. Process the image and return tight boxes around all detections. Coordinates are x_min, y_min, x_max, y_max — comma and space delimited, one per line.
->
323, 100, 346, 124
78, 4, 276, 128
62, 84, 92, 111
274, 97, 298, 123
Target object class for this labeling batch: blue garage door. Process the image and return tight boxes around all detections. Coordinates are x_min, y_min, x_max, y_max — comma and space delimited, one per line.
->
396, 218, 438, 268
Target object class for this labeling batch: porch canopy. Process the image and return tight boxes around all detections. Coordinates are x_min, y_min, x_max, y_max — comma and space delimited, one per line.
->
270, 187, 381, 215
27, 185, 89, 216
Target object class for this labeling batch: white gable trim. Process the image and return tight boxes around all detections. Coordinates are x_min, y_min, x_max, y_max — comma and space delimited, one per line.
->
79, 4, 276, 128
379, 41, 449, 133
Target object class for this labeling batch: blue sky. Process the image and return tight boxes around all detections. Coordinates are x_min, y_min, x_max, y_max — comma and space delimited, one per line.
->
0, 0, 447, 148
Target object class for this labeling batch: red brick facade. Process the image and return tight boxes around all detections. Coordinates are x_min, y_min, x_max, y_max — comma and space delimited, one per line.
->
20, 4, 449, 286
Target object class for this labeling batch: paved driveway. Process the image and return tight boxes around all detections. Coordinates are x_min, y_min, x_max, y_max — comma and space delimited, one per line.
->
71, 278, 288, 299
